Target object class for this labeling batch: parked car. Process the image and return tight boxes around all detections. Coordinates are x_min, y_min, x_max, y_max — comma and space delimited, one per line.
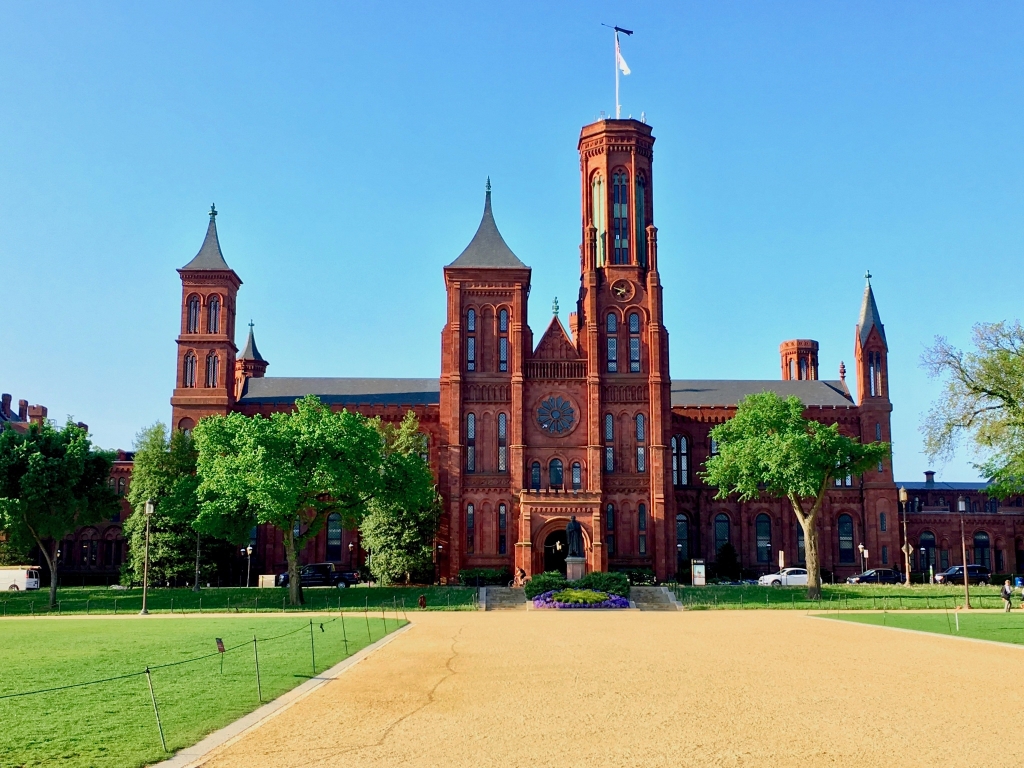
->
277, 563, 352, 589
758, 567, 809, 586
935, 565, 992, 585
847, 568, 902, 584
0, 566, 40, 591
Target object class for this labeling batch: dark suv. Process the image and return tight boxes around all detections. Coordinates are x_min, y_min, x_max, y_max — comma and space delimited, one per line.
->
935, 565, 992, 585
847, 568, 903, 584
277, 563, 353, 589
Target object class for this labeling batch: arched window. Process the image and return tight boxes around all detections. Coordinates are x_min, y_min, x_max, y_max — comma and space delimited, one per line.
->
178, 417, 195, 437
606, 503, 615, 554
714, 514, 730, 556
797, 525, 805, 563
973, 531, 990, 569
710, 438, 719, 457
629, 313, 641, 372
497, 413, 507, 472
183, 352, 197, 388
919, 531, 936, 570
498, 503, 507, 555
604, 414, 614, 472
879, 512, 887, 532
116, 477, 125, 496
612, 171, 630, 264
498, 309, 509, 372
756, 514, 772, 563
868, 351, 884, 397
635, 175, 647, 266
635, 414, 646, 473
531, 461, 541, 490
638, 502, 647, 555
571, 462, 582, 491
799, 358, 808, 380
606, 314, 618, 372
838, 514, 854, 564
591, 173, 606, 266
875, 423, 882, 441
549, 459, 563, 488
671, 435, 688, 487
676, 513, 689, 565
187, 296, 200, 333
205, 352, 219, 388
465, 413, 476, 473
466, 504, 475, 554
986, 498, 999, 514
326, 513, 342, 561
466, 309, 476, 371
207, 296, 220, 334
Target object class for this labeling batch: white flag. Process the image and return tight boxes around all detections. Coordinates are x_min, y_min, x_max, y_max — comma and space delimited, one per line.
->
616, 37, 631, 75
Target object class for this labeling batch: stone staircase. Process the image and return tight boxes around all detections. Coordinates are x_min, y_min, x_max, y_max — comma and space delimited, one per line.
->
485, 587, 528, 610
630, 586, 681, 611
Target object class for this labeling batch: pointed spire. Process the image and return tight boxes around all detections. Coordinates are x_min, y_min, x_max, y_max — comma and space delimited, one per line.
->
552, 297, 559, 316
181, 204, 231, 270
239, 320, 265, 361
446, 182, 528, 269
857, 271, 886, 348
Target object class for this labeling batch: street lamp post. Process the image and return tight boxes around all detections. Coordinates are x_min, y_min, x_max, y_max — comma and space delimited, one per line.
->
242, 545, 253, 588
958, 496, 971, 609
858, 543, 867, 575
899, 486, 912, 586
140, 500, 155, 615
348, 541, 355, 570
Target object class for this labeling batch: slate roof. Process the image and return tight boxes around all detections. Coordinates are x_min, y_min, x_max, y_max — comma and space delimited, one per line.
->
897, 480, 992, 491
238, 377, 440, 406
447, 186, 528, 269
239, 326, 264, 362
857, 277, 886, 347
671, 379, 854, 408
181, 209, 232, 271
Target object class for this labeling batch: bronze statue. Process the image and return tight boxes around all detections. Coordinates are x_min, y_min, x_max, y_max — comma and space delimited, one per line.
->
566, 515, 584, 558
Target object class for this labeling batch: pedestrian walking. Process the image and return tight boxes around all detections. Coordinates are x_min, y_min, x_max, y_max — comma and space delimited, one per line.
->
1000, 580, 1013, 612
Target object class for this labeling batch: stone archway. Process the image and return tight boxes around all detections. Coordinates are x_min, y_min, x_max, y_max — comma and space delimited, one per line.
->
543, 530, 569, 575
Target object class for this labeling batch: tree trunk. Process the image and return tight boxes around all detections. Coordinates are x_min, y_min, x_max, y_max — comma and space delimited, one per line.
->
46, 540, 59, 608
803, 519, 822, 600
283, 529, 304, 606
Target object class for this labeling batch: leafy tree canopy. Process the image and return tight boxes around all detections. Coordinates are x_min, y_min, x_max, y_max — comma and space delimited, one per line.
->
923, 321, 1024, 497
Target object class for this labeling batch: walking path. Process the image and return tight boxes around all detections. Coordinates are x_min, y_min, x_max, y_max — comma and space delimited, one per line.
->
195, 610, 1021, 767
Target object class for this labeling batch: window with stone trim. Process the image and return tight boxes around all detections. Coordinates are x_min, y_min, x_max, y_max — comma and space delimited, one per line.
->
571, 462, 582, 491
205, 352, 219, 388
531, 462, 541, 490
187, 296, 200, 333
208, 296, 220, 334
606, 313, 618, 372
676, 513, 689, 564
466, 504, 475, 554
714, 513, 730, 556
498, 309, 509, 372
635, 175, 647, 266
498, 503, 507, 555
183, 352, 197, 388
497, 412, 507, 472
612, 171, 630, 264
466, 309, 476, 371
549, 459, 563, 488
755, 514, 771, 563
604, 414, 614, 472
465, 413, 476, 473
671, 435, 688, 487
635, 413, 646, 472
638, 502, 647, 555
629, 312, 641, 372
838, 514, 854, 564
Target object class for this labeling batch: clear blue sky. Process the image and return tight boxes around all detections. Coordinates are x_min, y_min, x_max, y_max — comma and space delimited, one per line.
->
2, 2, 1022, 482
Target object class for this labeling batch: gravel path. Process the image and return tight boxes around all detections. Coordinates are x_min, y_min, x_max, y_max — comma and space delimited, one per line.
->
198, 610, 1021, 767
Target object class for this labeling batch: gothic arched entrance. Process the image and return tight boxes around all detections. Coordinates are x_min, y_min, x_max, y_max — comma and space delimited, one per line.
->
543, 530, 569, 575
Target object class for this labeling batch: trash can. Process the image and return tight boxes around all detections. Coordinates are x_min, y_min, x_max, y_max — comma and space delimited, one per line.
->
1014, 577, 1022, 589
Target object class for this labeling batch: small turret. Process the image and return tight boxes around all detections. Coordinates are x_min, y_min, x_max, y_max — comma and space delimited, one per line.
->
235, 321, 269, 400
780, 339, 819, 380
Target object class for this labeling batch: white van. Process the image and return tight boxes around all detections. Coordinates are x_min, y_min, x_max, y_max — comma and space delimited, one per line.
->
0, 566, 41, 591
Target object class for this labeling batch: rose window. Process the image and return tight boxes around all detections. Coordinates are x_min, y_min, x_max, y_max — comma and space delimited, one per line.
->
537, 396, 575, 434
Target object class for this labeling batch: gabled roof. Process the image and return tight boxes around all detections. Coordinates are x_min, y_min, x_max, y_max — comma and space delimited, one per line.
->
671, 380, 854, 408
533, 316, 580, 360
239, 324, 265, 362
447, 184, 528, 270
237, 377, 440, 406
181, 206, 232, 271
857, 274, 886, 347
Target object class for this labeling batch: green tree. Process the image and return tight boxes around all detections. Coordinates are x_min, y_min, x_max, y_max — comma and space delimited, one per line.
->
123, 424, 235, 587
923, 321, 1024, 498
0, 421, 118, 606
359, 412, 440, 585
193, 395, 386, 605
702, 392, 890, 599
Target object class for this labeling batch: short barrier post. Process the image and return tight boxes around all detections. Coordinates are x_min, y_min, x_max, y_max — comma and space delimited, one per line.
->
381, 603, 387, 633
255, 597, 259, 614
340, 612, 349, 656
364, 607, 371, 644
145, 667, 168, 753
86, 599, 90, 615
253, 635, 262, 702
114, 598, 118, 615
309, 620, 316, 676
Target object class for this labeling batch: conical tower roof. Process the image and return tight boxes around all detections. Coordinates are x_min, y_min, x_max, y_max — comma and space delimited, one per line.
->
181, 205, 231, 271
447, 182, 527, 269
857, 272, 886, 347
239, 323, 264, 361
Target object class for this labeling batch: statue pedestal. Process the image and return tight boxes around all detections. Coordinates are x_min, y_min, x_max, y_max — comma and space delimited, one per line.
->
565, 556, 586, 582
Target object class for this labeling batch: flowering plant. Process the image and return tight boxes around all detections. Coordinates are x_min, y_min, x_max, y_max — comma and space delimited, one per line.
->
532, 589, 630, 609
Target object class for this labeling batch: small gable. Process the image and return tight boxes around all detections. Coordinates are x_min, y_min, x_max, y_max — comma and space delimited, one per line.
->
533, 317, 580, 361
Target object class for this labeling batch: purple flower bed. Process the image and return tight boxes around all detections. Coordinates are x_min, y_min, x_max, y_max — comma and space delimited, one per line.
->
532, 590, 630, 609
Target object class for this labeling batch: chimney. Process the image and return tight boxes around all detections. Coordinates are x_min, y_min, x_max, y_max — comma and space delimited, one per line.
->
0, 394, 10, 419
18, 400, 28, 420
27, 405, 47, 425
76, 421, 88, 433
924, 470, 935, 486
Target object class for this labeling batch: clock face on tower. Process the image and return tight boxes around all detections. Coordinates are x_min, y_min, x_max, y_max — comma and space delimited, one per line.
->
611, 279, 634, 301
537, 396, 575, 434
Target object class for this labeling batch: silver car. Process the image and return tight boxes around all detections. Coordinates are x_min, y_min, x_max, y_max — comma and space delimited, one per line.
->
758, 567, 808, 586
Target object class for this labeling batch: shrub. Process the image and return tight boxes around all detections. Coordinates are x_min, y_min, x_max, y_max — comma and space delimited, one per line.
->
576, 571, 629, 596
551, 588, 607, 605
458, 568, 512, 587
524, 571, 567, 599
612, 567, 656, 585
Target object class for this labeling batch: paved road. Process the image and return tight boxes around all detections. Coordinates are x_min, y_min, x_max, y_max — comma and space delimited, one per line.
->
200, 610, 1022, 767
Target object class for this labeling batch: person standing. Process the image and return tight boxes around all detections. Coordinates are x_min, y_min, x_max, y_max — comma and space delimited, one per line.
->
1000, 580, 1013, 612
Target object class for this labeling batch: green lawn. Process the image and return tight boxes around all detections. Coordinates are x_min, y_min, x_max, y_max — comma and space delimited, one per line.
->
672, 583, 1012, 610
826, 611, 1024, 645
0, 584, 477, 616
0, 614, 401, 768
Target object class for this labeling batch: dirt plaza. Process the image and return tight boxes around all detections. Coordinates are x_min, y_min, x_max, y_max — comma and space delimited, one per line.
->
198, 610, 1021, 768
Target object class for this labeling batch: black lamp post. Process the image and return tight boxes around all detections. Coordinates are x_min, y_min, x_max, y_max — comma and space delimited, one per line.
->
857, 543, 867, 575
348, 541, 355, 570
899, 486, 912, 585
140, 500, 154, 615
958, 495, 971, 609
240, 545, 252, 588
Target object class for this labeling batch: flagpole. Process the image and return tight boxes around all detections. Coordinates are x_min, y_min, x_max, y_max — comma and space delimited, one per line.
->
614, 29, 620, 119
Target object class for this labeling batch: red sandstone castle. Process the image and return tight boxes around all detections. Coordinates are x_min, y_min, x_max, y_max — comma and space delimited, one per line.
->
164, 118, 1006, 583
